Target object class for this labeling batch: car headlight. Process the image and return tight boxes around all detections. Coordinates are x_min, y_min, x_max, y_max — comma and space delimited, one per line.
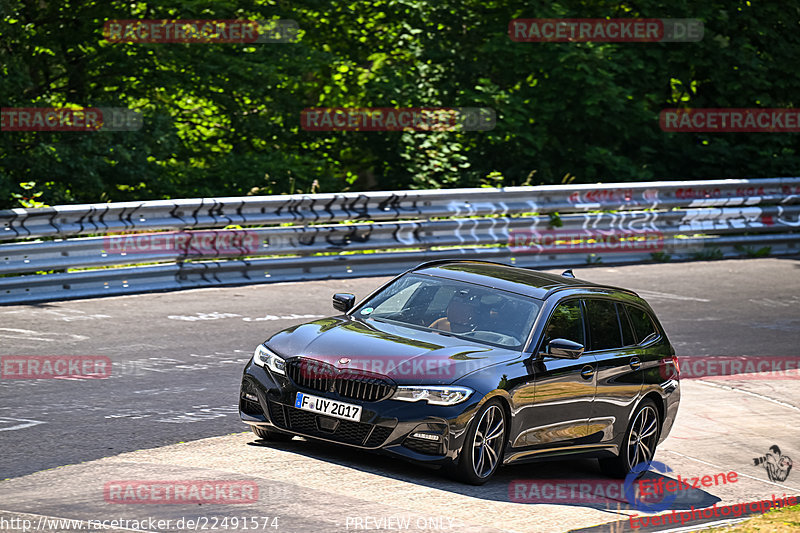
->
391, 385, 474, 406
252, 344, 286, 376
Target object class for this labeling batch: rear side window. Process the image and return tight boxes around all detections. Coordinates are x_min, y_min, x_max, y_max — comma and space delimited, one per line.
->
626, 305, 659, 344
584, 299, 623, 351
618, 303, 636, 347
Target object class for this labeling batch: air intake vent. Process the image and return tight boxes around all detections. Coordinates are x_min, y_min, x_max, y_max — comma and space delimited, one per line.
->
267, 400, 394, 448
240, 380, 263, 416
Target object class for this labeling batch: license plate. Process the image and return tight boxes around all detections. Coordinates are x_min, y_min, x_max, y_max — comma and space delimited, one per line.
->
294, 392, 362, 422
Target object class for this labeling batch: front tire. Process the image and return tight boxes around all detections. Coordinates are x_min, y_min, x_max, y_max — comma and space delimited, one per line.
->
451, 399, 507, 485
599, 399, 660, 478
250, 425, 294, 442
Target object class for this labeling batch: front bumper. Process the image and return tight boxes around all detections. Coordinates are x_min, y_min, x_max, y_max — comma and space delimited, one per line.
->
239, 359, 481, 466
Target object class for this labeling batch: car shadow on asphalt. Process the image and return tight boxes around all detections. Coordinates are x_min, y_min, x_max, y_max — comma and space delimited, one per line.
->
246, 436, 721, 514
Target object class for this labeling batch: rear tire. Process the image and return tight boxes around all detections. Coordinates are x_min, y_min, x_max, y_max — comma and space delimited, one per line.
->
451, 399, 507, 485
599, 399, 660, 478
250, 425, 294, 442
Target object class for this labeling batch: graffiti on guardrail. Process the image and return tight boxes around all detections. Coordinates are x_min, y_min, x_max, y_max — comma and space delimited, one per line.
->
777, 204, 800, 226
0, 180, 798, 304
273, 192, 419, 222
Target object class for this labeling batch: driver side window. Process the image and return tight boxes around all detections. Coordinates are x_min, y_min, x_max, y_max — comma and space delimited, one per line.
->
542, 300, 585, 349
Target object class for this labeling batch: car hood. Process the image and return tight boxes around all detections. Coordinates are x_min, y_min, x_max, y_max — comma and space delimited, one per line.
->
265, 316, 521, 385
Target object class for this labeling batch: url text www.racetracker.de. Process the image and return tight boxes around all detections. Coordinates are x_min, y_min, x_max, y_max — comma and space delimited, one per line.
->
0, 515, 279, 532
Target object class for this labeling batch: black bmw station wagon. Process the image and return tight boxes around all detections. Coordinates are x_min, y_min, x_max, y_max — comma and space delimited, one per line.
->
240, 260, 680, 484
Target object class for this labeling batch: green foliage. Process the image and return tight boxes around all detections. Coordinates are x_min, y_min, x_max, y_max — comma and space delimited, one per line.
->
650, 251, 672, 262
548, 212, 563, 228
481, 171, 504, 189
10, 181, 49, 208
2, 1, 800, 208
734, 244, 771, 258
692, 247, 725, 260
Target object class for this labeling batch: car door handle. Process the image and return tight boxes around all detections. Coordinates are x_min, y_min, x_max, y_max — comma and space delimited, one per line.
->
580, 365, 595, 380
630, 357, 642, 370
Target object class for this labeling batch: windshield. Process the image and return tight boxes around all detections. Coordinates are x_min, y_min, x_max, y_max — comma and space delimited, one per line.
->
354, 273, 542, 349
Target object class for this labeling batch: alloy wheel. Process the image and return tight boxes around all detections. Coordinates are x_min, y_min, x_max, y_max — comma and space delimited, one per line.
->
471, 404, 505, 478
626, 405, 659, 470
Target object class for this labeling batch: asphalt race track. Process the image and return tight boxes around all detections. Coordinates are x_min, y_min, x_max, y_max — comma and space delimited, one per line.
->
1, 257, 799, 532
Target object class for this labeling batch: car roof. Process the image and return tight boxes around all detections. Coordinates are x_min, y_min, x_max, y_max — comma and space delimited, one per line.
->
411, 260, 639, 300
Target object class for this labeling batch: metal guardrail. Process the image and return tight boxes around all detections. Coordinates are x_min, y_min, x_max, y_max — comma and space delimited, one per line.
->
1, 178, 799, 304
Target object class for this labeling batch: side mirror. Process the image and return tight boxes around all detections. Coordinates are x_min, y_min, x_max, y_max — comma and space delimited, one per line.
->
544, 338, 584, 359
332, 293, 356, 313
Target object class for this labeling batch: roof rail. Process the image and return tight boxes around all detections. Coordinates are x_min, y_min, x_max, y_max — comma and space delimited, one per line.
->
409, 259, 513, 271
407, 260, 641, 299
544, 285, 640, 298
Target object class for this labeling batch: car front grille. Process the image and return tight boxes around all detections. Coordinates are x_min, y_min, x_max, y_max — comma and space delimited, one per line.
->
285, 358, 396, 402
267, 400, 394, 448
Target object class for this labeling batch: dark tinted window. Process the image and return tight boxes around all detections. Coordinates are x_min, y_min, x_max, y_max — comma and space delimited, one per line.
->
626, 305, 658, 344
542, 300, 584, 348
584, 299, 623, 351
618, 303, 636, 347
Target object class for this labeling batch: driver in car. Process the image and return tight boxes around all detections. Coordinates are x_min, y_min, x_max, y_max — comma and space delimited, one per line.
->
429, 293, 480, 333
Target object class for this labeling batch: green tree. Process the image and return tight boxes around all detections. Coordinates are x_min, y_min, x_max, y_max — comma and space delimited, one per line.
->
1, 0, 798, 209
